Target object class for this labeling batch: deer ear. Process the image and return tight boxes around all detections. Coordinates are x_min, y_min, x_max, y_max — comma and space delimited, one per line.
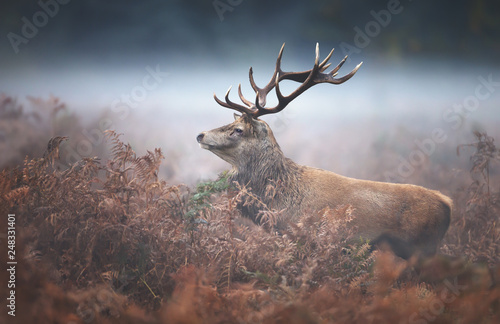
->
233, 113, 241, 121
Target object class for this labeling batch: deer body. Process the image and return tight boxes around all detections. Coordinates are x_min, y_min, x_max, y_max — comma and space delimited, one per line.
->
197, 44, 451, 259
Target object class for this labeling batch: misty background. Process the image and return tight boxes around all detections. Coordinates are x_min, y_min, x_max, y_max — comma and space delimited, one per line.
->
1, 0, 499, 186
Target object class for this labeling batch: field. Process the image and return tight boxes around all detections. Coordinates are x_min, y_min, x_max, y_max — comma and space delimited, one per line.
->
1, 95, 499, 323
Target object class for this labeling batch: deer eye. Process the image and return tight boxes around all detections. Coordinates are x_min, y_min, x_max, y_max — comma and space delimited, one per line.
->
233, 128, 243, 135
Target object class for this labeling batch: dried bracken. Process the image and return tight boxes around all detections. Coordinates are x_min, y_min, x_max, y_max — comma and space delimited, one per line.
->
0, 102, 499, 323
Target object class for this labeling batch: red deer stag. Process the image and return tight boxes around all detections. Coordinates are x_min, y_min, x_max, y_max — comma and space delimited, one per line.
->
197, 43, 451, 259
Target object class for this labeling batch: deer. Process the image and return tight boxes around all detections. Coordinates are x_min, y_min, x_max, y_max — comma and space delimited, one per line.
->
196, 43, 452, 260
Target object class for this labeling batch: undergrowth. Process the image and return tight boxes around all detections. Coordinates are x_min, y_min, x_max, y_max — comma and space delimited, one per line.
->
0, 129, 499, 323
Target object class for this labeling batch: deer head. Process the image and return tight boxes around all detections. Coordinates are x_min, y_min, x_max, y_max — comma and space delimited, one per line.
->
197, 43, 362, 170
196, 112, 280, 169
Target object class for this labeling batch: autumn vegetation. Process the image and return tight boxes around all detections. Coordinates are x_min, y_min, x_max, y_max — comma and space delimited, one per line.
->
0, 95, 499, 323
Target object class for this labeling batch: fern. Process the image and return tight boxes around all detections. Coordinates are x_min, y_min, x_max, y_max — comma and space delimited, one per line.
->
185, 171, 230, 222
1, 124, 499, 323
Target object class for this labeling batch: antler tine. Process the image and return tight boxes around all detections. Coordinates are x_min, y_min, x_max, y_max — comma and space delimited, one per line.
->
213, 89, 231, 109
249, 43, 285, 94
255, 43, 286, 108
319, 47, 335, 72
320, 47, 335, 67
272, 48, 321, 114
329, 55, 348, 76
270, 43, 359, 114
274, 43, 322, 104
213, 42, 362, 118
321, 62, 332, 72
327, 61, 363, 84
268, 43, 285, 91
248, 67, 259, 93
213, 86, 255, 115
237, 84, 253, 107
273, 42, 286, 82
253, 73, 285, 116
276, 43, 328, 83
274, 72, 288, 113
223, 86, 254, 112
314, 42, 320, 66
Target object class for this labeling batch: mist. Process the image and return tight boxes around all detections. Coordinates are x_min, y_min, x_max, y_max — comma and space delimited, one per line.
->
1, 0, 499, 185
3, 3, 500, 321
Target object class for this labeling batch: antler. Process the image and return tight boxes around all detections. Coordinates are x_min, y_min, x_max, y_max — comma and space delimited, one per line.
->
214, 43, 363, 118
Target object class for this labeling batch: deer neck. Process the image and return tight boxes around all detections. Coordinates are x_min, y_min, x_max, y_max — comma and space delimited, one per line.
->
230, 141, 301, 194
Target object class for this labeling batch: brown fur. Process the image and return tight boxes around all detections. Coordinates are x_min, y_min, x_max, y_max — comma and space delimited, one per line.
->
197, 113, 452, 259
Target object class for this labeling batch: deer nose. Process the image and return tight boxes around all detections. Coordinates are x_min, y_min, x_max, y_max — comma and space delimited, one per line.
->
196, 133, 205, 143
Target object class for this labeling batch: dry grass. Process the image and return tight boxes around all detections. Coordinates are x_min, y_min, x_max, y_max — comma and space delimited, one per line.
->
0, 97, 499, 323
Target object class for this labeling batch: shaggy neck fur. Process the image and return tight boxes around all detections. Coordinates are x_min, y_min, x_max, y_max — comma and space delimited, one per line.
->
229, 126, 303, 218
